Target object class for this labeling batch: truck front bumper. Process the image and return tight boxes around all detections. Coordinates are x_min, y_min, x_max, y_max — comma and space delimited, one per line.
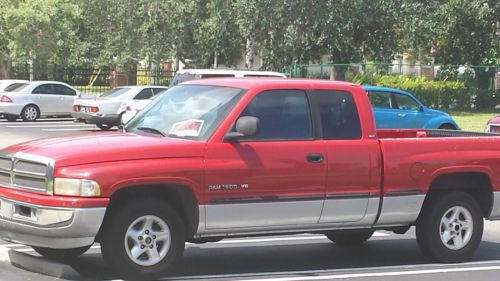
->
0, 196, 106, 249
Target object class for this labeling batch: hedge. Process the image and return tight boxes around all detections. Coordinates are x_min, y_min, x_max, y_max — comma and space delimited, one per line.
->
348, 73, 497, 110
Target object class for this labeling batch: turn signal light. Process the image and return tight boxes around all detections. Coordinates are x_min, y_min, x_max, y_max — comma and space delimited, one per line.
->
0, 95, 13, 103
89, 106, 99, 113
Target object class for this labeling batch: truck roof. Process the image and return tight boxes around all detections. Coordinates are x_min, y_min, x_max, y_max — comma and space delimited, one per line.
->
183, 78, 360, 91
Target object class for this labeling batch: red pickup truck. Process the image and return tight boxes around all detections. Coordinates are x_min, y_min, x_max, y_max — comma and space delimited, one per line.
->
1, 78, 500, 279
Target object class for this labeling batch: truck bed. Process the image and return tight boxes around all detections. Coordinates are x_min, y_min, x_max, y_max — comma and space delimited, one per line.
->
377, 129, 500, 139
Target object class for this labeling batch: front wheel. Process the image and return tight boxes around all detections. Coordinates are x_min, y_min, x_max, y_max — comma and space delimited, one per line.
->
21, 105, 39, 121
325, 229, 374, 245
32, 246, 90, 261
416, 191, 483, 263
100, 199, 185, 280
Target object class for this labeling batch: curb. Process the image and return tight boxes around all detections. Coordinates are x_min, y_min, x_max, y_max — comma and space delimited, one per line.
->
0, 246, 81, 280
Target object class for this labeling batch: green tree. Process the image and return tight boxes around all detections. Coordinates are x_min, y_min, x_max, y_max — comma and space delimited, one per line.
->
1, 0, 81, 78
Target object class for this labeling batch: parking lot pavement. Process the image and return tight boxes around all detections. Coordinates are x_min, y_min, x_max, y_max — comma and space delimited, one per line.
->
0, 225, 500, 281
0, 117, 112, 149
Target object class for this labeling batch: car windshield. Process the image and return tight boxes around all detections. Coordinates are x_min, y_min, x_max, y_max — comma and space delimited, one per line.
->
125, 85, 243, 140
101, 87, 131, 98
4, 83, 29, 92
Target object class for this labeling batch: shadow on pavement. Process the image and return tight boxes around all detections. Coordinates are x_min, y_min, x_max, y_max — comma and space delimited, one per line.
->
41, 239, 500, 280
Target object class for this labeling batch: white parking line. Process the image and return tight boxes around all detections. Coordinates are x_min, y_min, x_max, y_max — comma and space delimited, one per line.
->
231, 266, 500, 281
165, 260, 500, 281
42, 128, 100, 132
7, 124, 94, 128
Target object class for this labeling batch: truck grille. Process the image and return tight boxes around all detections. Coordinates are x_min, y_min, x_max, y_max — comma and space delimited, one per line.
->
0, 152, 54, 194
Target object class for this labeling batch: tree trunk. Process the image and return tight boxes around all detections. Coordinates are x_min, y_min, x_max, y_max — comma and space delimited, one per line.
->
333, 65, 348, 81
0, 60, 11, 79
245, 38, 254, 69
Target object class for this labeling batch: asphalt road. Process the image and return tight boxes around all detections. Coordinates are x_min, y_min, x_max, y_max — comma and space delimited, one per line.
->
1, 118, 500, 281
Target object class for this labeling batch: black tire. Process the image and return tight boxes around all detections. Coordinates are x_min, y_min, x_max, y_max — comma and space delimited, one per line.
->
32, 246, 90, 261
96, 123, 113, 130
416, 191, 483, 263
100, 199, 185, 280
5, 115, 18, 122
325, 229, 375, 245
438, 124, 457, 130
21, 104, 39, 121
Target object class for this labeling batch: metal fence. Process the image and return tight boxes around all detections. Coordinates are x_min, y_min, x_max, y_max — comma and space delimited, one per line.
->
291, 62, 499, 91
9, 65, 176, 95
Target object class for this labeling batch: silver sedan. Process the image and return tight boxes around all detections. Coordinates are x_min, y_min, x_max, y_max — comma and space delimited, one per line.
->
72, 86, 167, 130
0, 81, 83, 121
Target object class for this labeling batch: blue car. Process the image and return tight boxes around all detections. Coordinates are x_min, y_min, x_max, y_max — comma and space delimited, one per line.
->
363, 86, 459, 130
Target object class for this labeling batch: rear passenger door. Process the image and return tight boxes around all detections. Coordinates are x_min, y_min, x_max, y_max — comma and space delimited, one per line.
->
31, 84, 59, 115
314, 90, 381, 224
204, 90, 326, 230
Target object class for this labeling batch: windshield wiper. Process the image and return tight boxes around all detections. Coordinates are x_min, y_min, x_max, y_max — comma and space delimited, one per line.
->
135, 127, 167, 137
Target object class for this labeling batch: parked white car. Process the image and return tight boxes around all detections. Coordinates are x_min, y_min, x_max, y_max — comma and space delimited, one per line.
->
169, 69, 287, 86
0, 81, 83, 121
72, 86, 167, 130
0, 79, 29, 92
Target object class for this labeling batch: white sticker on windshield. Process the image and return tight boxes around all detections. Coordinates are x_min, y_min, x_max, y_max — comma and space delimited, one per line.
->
169, 119, 205, 137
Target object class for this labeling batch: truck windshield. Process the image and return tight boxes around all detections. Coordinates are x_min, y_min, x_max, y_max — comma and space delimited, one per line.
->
125, 85, 243, 140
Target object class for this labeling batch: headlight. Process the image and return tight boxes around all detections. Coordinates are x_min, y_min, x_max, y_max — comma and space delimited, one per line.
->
485, 125, 491, 133
54, 178, 101, 197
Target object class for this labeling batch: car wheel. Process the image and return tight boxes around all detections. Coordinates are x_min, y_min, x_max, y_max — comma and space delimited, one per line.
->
325, 229, 374, 245
32, 246, 90, 262
21, 105, 39, 121
438, 124, 456, 130
100, 199, 185, 280
96, 123, 113, 130
416, 191, 483, 263
5, 115, 18, 122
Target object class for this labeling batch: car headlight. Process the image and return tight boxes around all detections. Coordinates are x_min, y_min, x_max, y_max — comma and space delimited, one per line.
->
485, 125, 491, 133
54, 178, 101, 197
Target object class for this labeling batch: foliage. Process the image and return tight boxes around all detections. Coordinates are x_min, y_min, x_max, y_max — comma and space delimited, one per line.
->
0, 0, 497, 85
349, 73, 474, 110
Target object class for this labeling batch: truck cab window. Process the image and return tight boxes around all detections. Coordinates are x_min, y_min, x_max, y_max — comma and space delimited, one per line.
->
240, 90, 312, 140
315, 90, 362, 140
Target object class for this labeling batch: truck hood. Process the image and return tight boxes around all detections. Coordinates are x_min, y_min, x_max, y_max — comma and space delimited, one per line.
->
3, 132, 205, 167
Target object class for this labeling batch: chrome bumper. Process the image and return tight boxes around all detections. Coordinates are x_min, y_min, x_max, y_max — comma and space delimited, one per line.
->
488, 192, 500, 220
0, 196, 106, 248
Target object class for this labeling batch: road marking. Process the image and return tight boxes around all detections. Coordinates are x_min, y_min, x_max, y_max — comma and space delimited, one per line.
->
7, 124, 95, 128
1, 233, 390, 252
164, 261, 500, 281
230, 266, 500, 281
42, 128, 101, 132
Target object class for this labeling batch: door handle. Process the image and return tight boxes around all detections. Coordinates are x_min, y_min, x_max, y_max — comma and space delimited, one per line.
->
397, 113, 406, 117
307, 153, 324, 163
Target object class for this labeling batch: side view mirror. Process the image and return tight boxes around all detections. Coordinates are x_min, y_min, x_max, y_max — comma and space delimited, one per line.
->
223, 116, 260, 142
419, 105, 424, 112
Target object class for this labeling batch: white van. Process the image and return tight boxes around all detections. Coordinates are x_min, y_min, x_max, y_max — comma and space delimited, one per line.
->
169, 69, 286, 86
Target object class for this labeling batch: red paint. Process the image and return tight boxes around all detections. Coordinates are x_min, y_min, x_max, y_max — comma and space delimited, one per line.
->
1, 78, 499, 209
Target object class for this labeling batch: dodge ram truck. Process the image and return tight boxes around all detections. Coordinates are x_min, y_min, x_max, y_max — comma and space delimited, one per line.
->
1, 78, 500, 280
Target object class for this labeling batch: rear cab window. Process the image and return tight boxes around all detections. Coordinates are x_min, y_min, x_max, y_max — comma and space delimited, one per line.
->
314, 90, 362, 140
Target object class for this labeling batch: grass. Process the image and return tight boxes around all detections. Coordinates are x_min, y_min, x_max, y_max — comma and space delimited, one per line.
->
447, 111, 498, 132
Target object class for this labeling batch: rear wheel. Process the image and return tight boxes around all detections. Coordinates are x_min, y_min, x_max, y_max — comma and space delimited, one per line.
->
325, 229, 374, 245
416, 191, 483, 263
5, 115, 18, 122
101, 199, 185, 280
438, 124, 456, 130
32, 246, 90, 262
21, 105, 39, 121
96, 123, 113, 130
